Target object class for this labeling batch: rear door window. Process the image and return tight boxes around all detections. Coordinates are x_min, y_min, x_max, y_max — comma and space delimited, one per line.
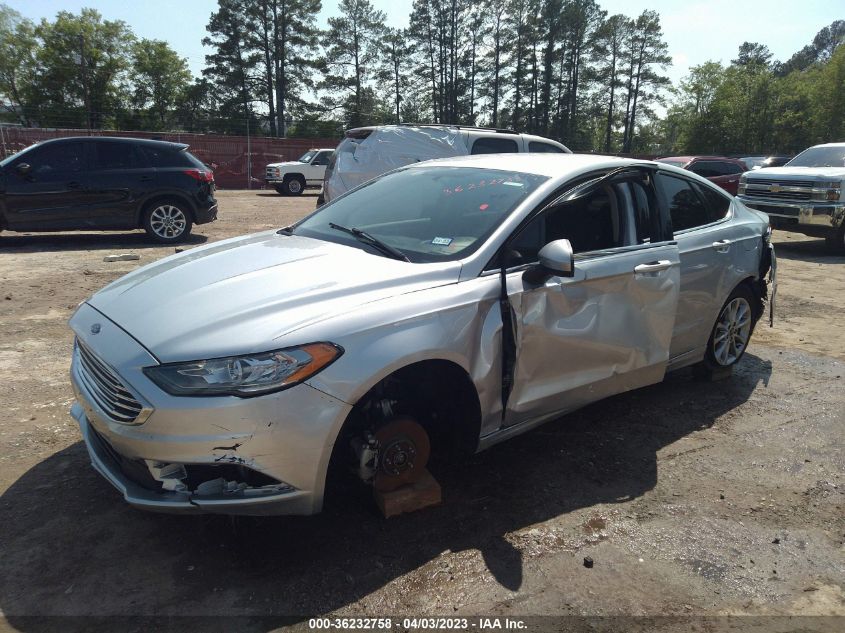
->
471, 137, 519, 155
93, 142, 142, 170
528, 141, 565, 153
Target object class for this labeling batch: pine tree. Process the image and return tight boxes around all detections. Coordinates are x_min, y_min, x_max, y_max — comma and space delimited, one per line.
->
320, 0, 386, 127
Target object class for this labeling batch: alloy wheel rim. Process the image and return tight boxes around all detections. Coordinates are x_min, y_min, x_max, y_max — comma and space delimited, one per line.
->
713, 297, 751, 366
289, 180, 302, 193
150, 205, 187, 239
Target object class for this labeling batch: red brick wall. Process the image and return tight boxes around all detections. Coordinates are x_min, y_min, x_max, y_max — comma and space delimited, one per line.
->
0, 127, 339, 189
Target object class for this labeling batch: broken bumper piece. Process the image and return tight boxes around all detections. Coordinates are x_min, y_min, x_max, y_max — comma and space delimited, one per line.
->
72, 402, 313, 516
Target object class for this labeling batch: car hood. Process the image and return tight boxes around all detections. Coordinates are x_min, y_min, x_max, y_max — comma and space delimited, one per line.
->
267, 161, 308, 169
87, 231, 461, 363
749, 166, 845, 179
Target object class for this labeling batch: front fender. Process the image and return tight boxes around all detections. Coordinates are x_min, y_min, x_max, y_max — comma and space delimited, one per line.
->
302, 277, 505, 435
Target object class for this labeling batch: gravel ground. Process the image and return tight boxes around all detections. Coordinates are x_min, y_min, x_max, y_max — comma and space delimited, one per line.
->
0, 190, 842, 631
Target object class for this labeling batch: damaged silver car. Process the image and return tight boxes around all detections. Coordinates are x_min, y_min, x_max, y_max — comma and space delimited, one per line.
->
69, 154, 776, 515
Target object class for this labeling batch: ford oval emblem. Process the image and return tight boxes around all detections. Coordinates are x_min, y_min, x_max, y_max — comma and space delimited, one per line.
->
90, 323, 101, 335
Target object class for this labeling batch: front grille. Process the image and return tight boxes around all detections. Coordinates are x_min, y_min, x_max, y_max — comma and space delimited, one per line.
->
75, 340, 144, 423
744, 189, 812, 201
744, 178, 814, 202
265, 167, 278, 178
747, 179, 814, 188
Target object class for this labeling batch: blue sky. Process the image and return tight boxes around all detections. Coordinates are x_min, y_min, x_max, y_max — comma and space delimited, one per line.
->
5, 0, 842, 87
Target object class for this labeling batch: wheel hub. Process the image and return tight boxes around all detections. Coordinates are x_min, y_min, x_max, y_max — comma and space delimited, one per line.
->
373, 418, 430, 492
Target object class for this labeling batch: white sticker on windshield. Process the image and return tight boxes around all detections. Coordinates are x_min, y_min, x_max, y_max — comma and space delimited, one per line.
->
432, 237, 453, 246
503, 181, 525, 187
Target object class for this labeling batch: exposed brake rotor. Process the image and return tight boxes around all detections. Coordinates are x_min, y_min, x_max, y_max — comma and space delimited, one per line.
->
373, 417, 431, 492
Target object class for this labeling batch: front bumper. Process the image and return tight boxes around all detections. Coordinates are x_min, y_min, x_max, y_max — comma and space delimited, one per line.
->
739, 198, 845, 232
68, 303, 352, 516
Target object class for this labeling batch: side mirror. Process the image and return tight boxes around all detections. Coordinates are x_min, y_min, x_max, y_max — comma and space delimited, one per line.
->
538, 239, 575, 277
16, 163, 31, 176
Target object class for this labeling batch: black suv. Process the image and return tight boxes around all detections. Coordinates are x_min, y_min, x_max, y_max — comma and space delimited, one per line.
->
0, 136, 217, 243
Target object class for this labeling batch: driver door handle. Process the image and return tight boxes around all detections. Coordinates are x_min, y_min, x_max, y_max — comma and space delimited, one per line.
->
634, 260, 673, 274
712, 239, 732, 253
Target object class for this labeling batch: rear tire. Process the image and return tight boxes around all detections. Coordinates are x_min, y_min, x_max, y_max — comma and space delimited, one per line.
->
142, 200, 192, 244
282, 175, 305, 196
825, 226, 845, 254
696, 284, 759, 379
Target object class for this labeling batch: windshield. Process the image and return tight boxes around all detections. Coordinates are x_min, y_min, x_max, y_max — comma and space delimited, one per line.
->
294, 166, 548, 262
787, 147, 845, 168
0, 143, 36, 167
298, 150, 317, 163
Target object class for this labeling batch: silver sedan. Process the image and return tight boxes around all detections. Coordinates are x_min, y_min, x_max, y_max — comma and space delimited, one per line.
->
68, 153, 776, 516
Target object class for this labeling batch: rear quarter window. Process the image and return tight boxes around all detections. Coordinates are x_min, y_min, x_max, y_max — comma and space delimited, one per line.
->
141, 146, 196, 168
657, 172, 727, 233
695, 183, 732, 221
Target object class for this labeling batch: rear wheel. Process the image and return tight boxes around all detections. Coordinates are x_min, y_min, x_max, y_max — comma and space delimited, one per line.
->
697, 284, 758, 378
143, 200, 192, 244
825, 225, 845, 254
282, 175, 305, 196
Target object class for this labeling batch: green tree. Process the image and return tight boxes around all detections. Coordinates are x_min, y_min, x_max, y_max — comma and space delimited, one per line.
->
620, 10, 671, 152
478, 0, 510, 127
30, 8, 134, 129
203, 0, 260, 133
674, 61, 725, 153
131, 39, 191, 128
377, 27, 415, 124
0, 5, 36, 125
247, 0, 322, 137
320, 0, 386, 127
175, 78, 218, 132
592, 14, 630, 151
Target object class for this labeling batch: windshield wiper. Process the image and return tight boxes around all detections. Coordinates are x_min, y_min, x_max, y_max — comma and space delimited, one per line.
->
328, 222, 410, 262
277, 226, 294, 235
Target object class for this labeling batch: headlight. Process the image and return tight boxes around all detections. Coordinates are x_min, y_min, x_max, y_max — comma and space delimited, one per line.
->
143, 343, 342, 397
738, 174, 747, 195
815, 180, 842, 202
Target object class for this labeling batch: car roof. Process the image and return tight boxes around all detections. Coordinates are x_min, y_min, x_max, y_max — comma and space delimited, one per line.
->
411, 152, 653, 178
659, 155, 742, 162
36, 136, 189, 150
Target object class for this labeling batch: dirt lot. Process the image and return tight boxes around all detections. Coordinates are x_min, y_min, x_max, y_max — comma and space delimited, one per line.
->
0, 190, 842, 631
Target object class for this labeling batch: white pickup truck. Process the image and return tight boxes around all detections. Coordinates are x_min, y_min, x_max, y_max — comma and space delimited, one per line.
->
737, 142, 845, 252
265, 148, 335, 195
